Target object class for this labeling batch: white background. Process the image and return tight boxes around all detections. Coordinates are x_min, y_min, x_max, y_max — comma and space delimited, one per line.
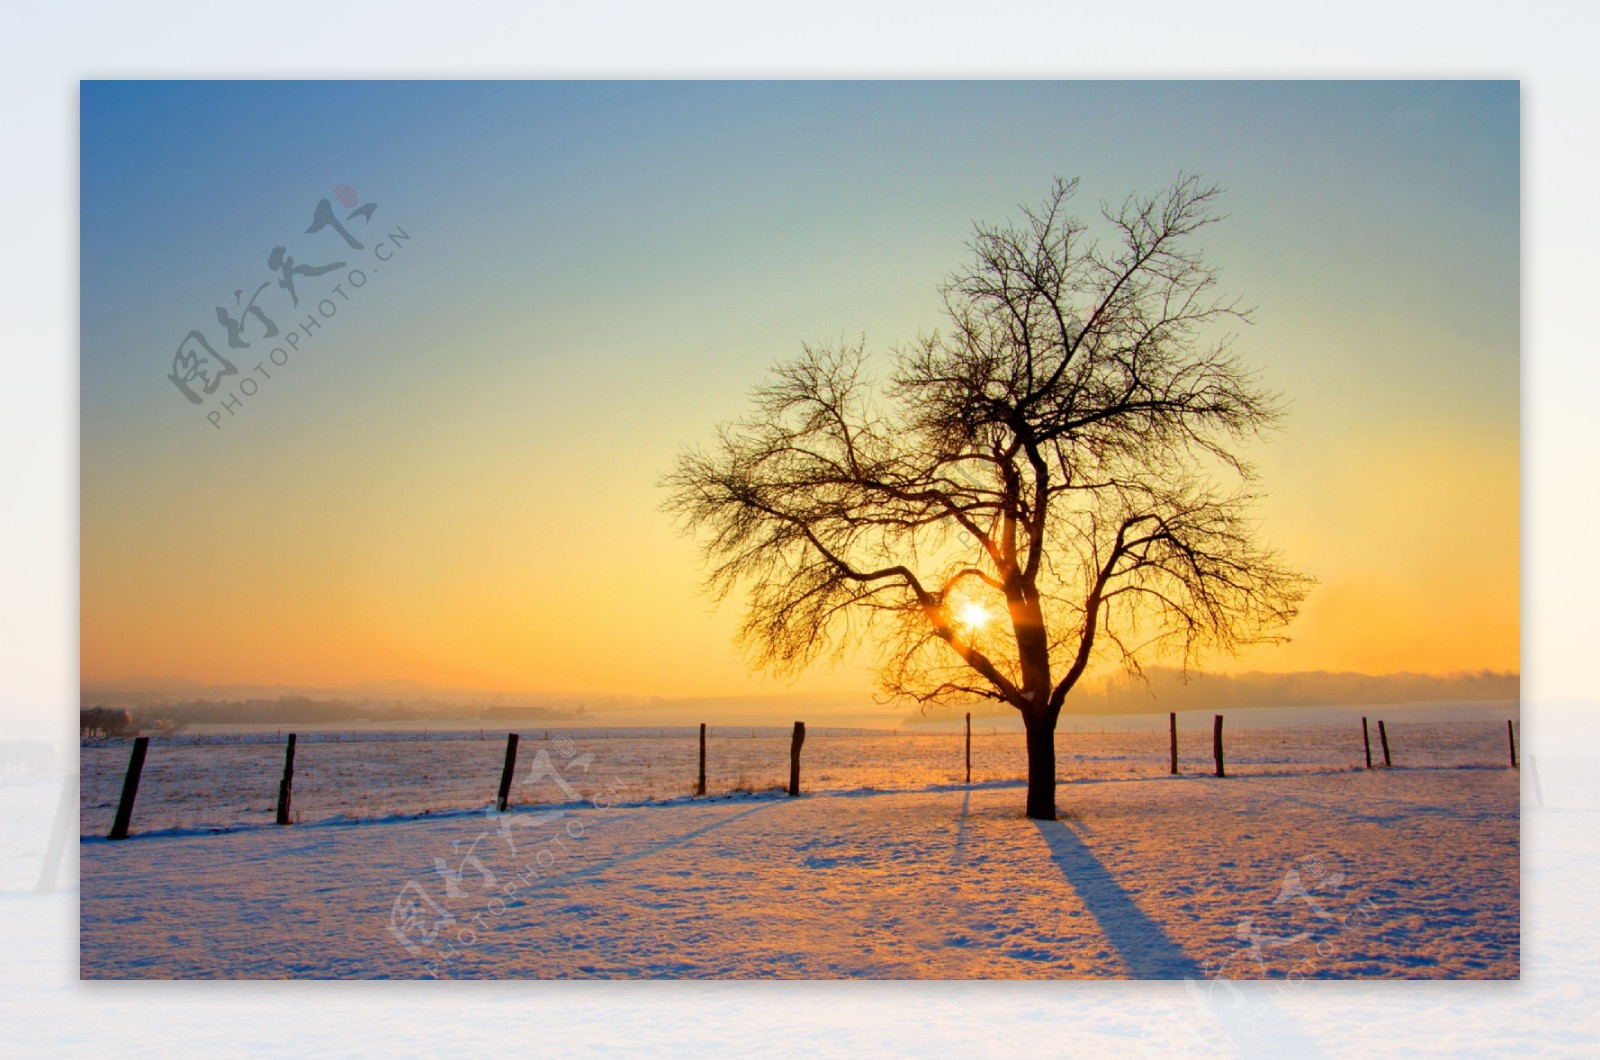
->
3, 1, 1596, 1054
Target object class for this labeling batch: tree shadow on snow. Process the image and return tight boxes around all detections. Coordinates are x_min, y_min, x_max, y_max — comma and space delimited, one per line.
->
1032, 820, 1329, 1052
1032, 818, 1203, 979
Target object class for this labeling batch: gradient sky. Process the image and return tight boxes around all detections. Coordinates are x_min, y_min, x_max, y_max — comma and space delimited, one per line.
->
80, 81, 1519, 704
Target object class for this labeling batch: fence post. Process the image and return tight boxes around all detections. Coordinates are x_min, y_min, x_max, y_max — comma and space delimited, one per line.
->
496, 733, 520, 813
107, 736, 149, 841
1378, 720, 1392, 767
698, 723, 707, 796
965, 712, 972, 784
1362, 716, 1373, 770
1213, 715, 1225, 778
276, 733, 298, 825
788, 721, 805, 796
1507, 720, 1518, 769
1169, 712, 1178, 775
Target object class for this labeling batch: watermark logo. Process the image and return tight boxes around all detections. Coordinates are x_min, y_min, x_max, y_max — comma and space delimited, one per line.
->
1178, 853, 1380, 1039
386, 733, 626, 977
1122, 855, 1384, 1052
1197, 854, 1376, 985
164, 186, 412, 431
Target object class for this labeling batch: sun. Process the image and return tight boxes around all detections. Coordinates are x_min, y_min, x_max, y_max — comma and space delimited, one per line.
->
954, 600, 994, 631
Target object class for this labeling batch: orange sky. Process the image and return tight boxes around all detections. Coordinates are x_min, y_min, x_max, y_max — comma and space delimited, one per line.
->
81, 83, 1519, 704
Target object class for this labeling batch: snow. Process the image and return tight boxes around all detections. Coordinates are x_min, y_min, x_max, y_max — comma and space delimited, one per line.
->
77, 711, 1518, 835
77, 759, 1517, 980
7, 743, 1596, 1051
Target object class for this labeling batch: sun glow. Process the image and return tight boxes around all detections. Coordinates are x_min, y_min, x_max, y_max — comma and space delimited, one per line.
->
954, 600, 994, 631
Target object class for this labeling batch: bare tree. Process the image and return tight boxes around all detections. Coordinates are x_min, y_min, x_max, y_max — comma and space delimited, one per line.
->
664, 176, 1311, 819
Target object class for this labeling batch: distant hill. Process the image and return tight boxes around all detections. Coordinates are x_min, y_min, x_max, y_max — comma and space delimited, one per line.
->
83, 668, 1518, 728
1078, 668, 1518, 714
903, 668, 1519, 724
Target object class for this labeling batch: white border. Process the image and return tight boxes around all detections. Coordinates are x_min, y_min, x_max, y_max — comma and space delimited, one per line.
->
4, 1, 1593, 1053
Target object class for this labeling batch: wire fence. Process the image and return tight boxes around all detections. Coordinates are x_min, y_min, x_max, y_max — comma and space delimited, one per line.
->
77, 716, 1521, 837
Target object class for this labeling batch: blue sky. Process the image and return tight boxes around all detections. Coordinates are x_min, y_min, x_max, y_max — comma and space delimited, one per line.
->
79, 81, 1520, 698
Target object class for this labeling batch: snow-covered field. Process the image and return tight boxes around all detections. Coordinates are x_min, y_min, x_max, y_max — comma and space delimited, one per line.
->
78, 706, 1518, 836
64, 708, 1522, 981
75, 761, 1517, 979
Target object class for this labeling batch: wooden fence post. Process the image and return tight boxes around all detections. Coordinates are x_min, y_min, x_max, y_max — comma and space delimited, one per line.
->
1213, 715, 1225, 778
1362, 716, 1373, 770
107, 736, 149, 841
789, 721, 805, 796
1378, 720, 1392, 767
965, 712, 972, 784
1507, 720, 1518, 769
276, 733, 298, 825
496, 733, 520, 813
1169, 712, 1178, 775
698, 723, 707, 796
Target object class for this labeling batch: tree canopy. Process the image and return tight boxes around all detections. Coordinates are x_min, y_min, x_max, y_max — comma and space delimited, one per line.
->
665, 176, 1310, 815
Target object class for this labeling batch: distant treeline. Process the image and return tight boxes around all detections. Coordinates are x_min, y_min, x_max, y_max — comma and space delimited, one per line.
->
128, 696, 584, 727
1081, 668, 1519, 714
912, 668, 1519, 722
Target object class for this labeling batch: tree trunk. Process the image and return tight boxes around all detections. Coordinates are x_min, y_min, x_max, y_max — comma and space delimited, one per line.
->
1024, 711, 1057, 820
